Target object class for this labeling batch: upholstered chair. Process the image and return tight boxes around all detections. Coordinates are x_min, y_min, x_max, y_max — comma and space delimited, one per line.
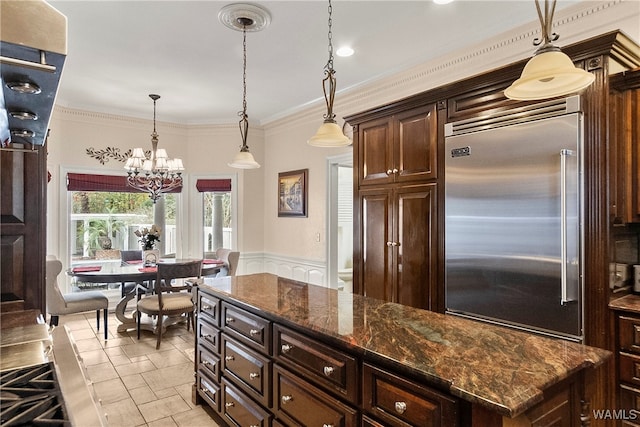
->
214, 248, 240, 277
46, 256, 109, 340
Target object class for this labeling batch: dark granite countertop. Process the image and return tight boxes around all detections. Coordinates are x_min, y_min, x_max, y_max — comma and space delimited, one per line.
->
610, 293, 640, 314
199, 273, 611, 418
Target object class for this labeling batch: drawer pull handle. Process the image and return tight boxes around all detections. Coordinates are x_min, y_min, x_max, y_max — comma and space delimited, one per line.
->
249, 372, 260, 379
281, 344, 293, 353
323, 425, 334, 427
395, 401, 407, 414
202, 305, 212, 310
201, 387, 215, 397
323, 366, 335, 376
202, 360, 212, 367
281, 395, 293, 404
225, 317, 235, 323
203, 334, 213, 340
225, 402, 235, 408
225, 355, 235, 361
249, 329, 260, 336
386, 169, 393, 175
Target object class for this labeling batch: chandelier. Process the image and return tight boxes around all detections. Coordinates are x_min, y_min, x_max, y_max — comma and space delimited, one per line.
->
124, 94, 184, 203
504, 0, 594, 100
220, 4, 271, 169
307, 0, 350, 147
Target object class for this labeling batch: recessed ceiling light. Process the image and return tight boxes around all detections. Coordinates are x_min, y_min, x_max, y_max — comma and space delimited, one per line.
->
433, 0, 454, 4
336, 46, 354, 57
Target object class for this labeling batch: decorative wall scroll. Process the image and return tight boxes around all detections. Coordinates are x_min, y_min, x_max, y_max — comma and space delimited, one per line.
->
85, 147, 149, 165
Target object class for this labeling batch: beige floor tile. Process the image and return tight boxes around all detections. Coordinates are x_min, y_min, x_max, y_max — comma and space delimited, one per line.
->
93, 378, 129, 405
154, 386, 178, 399
122, 340, 163, 358
102, 336, 135, 348
148, 417, 178, 427
70, 328, 100, 340
78, 349, 110, 366
109, 354, 133, 366
138, 395, 191, 423
121, 373, 147, 390
129, 355, 150, 363
142, 363, 194, 390
102, 397, 146, 427
130, 384, 157, 405
172, 406, 219, 427
147, 348, 190, 369
104, 345, 126, 357
85, 361, 119, 383
115, 360, 158, 377
174, 383, 196, 409
74, 337, 104, 352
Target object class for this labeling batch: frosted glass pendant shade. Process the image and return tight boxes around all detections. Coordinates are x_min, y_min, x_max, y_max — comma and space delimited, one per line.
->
228, 150, 260, 169
308, 122, 351, 147
505, 50, 595, 100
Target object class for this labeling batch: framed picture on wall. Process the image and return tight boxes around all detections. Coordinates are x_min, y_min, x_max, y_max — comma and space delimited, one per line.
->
278, 169, 308, 217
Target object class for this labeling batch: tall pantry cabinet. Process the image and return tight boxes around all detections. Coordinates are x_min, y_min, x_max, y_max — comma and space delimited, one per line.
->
349, 102, 443, 312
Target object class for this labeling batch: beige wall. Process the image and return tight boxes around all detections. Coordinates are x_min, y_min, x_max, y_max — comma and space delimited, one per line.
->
46, 0, 639, 282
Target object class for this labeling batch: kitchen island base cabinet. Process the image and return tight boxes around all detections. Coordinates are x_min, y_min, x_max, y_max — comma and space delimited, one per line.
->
194, 276, 609, 427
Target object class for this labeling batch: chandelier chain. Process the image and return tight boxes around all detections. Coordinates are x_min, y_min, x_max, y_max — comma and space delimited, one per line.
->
326, 0, 334, 71
533, 0, 559, 46
242, 25, 248, 118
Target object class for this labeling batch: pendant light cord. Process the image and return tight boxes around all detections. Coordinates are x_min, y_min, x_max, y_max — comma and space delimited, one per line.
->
325, 0, 334, 72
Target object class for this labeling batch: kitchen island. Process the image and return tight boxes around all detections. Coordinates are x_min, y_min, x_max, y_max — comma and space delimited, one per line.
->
193, 273, 611, 426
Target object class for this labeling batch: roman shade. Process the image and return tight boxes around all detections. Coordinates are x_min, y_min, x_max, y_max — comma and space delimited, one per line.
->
67, 173, 182, 193
195, 179, 232, 192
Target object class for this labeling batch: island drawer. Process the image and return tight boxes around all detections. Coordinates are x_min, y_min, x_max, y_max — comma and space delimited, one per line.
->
198, 320, 220, 353
363, 363, 458, 427
222, 302, 271, 353
273, 324, 358, 404
621, 352, 640, 387
222, 334, 272, 408
198, 292, 220, 326
197, 372, 220, 413
197, 344, 220, 382
620, 315, 640, 354
221, 378, 272, 427
273, 364, 358, 427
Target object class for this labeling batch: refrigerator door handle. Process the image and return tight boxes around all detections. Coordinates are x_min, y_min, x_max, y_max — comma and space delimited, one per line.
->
560, 148, 575, 304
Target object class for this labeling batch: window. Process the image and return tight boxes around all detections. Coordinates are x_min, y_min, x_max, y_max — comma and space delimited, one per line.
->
197, 179, 232, 256
67, 173, 179, 264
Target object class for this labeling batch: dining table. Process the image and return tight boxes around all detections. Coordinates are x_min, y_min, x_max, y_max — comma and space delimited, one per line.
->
67, 258, 223, 333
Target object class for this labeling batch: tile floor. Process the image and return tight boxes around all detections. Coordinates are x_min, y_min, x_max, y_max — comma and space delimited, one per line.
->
55, 311, 220, 427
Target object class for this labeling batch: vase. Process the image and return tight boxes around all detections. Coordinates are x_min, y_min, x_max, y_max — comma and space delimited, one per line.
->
143, 249, 160, 266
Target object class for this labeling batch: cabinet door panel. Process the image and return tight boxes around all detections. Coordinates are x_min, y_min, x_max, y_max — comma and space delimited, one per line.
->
396, 104, 438, 183
359, 189, 393, 301
396, 184, 438, 310
359, 117, 393, 186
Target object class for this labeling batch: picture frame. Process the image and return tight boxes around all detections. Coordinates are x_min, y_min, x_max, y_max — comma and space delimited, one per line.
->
278, 169, 308, 217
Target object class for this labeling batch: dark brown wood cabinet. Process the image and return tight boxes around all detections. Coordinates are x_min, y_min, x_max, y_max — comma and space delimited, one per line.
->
0, 143, 47, 328
358, 104, 438, 187
610, 69, 640, 224
351, 102, 441, 311
358, 183, 437, 309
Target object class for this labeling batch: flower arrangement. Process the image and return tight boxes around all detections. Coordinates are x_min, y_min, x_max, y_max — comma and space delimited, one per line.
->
135, 224, 161, 250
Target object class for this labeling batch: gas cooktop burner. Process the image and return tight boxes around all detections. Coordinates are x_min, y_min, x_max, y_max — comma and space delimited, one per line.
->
0, 362, 70, 426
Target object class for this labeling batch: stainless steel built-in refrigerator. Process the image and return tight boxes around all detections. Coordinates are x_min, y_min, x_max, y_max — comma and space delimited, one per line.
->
444, 97, 583, 342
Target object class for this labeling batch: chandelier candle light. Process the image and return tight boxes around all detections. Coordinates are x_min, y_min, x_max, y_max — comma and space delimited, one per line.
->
307, 0, 350, 147
124, 94, 184, 202
504, 0, 595, 100
220, 3, 271, 169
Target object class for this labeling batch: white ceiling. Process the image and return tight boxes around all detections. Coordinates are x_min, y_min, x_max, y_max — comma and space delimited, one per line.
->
48, 0, 581, 125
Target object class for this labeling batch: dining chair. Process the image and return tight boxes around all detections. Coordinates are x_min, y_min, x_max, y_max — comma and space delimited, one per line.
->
136, 259, 202, 349
215, 248, 240, 277
46, 256, 109, 340
120, 250, 142, 263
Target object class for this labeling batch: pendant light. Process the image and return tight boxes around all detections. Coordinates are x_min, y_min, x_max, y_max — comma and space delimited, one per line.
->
125, 94, 184, 203
220, 4, 270, 169
308, 0, 350, 147
505, 0, 594, 101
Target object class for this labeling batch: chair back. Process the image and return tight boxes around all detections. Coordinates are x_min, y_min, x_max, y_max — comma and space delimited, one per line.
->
46, 257, 67, 313
121, 250, 142, 262
155, 259, 202, 291
215, 248, 240, 277
95, 249, 121, 260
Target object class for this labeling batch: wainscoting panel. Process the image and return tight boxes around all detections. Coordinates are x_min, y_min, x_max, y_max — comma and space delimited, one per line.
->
241, 252, 326, 287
